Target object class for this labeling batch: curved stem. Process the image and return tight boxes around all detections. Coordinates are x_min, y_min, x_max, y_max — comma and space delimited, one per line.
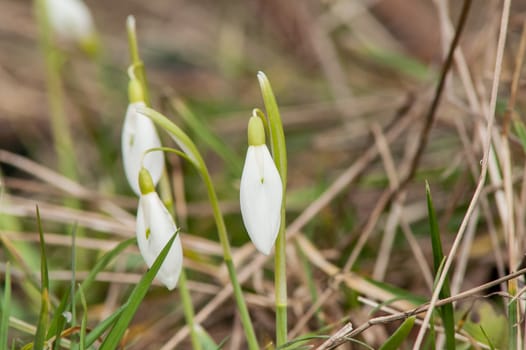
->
126, 18, 202, 350
140, 104, 259, 350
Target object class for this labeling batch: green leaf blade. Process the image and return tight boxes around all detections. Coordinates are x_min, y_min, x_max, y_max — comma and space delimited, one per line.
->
75, 238, 135, 304
0, 262, 11, 349
378, 316, 416, 350
34, 207, 50, 350
99, 232, 178, 350
79, 286, 88, 350
426, 182, 455, 350
84, 304, 126, 348
47, 288, 70, 350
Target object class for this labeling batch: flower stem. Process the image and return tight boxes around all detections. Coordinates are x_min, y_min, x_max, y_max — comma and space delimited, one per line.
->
34, 0, 78, 182
275, 214, 287, 345
178, 269, 202, 350
126, 18, 202, 350
139, 103, 259, 350
257, 71, 288, 345
34, 0, 89, 275
159, 174, 201, 350
201, 171, 259, 350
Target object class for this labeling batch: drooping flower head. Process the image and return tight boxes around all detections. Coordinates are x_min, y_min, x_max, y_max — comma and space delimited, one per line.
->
122, 78, 165, 196
136, 168, 183, 290
240, 115, 283, 255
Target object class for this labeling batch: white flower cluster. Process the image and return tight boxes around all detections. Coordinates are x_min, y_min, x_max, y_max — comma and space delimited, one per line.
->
121, 78, 284, 291
122, 79, 182, 290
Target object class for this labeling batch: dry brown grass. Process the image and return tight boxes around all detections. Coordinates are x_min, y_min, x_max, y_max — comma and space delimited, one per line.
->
2, 0, 526, 349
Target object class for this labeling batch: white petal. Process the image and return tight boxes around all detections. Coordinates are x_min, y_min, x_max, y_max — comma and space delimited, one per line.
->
136, 193, 183, 290
46, 0, 95, 42
122, 102, 165, 195
239, 145, 283, 255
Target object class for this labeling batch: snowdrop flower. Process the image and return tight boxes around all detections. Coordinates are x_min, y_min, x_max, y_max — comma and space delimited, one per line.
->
122, 79, 164, 196
240, 116, 283, 255
46, 0, 99, 54
136, 168, 183, 290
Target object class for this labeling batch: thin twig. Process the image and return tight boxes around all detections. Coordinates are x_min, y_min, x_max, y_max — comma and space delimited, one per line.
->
319, 267, 526, 349
357, 297, 491, 349
316, 322, 354, 350
413, 0, 508, 347
341, 0, 472, 275
401, 0, 472, 188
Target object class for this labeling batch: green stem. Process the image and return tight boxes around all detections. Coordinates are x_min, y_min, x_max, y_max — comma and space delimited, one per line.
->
34, 0, 87, 277
158, 168, 174, 210
179, 269, 202, 350
126, 18, 203, 350
34, 0, 78, 182
160, 172, 201, 350
139, 106, 259, 349
275, 213, 287, 345
201, 171, 259, 350
258, 72, 288, 345
126, 16, 151, 106
508, 279, 519, 350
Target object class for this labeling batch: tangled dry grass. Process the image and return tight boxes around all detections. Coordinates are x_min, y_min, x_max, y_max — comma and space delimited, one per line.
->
2, 0, 526, 349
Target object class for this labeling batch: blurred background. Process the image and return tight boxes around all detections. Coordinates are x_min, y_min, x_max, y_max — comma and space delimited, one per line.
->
2, 0, 526, 348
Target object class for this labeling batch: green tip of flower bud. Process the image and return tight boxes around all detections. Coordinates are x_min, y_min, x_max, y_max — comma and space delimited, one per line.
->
128, 78, 144, 103
247, 116, 265, 146
138, 168, 155, 195
80, 33, 100, 58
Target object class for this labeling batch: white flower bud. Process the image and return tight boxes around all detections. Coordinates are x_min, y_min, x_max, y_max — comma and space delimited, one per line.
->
239, 144, 283, 255
136, 190, 183, 290
46, 0, 97, 50
122, 102, 164, 196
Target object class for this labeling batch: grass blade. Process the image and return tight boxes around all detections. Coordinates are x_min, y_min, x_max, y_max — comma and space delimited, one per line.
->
0, 262, 11, 349
34, 207, 50, 350
426, 182, 444, 280
99, 232, 178, 350
48, 288, 70, 350
426, 182, 455, 350
70, 224, 77, 328
424, 313, 436, 350
194, 324, 221, 350
84, 304, 126, 348
508, 296, 518, 350
513, 119, 526, 153
378, 316, 415, 350
479, 326, 496, 350
78, 285, 88, 350
74, 238, 135, 304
